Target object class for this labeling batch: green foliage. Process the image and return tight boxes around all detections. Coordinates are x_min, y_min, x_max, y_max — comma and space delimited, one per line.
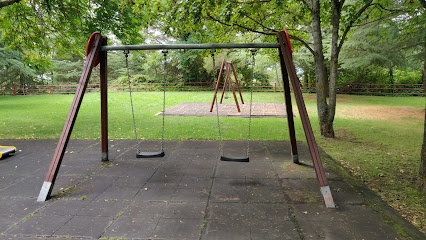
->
339, 2, 425, 85
52, 58, 84, 84
0, 0, 145, 62
338, 65, 389, 84
0, 48, 36, 85
174, 34, 210, 83
340, 20, 406, 70
393, 68, 423, 84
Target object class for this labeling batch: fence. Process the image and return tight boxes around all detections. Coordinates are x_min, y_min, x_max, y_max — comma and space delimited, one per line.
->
300, 82, 424, 96
1, 82, 424, 96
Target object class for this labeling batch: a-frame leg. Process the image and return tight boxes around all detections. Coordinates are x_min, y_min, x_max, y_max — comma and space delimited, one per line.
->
278, 47, 299, 164
277, 31, 335, 208
219, 67, 229, 104
229, 62, 244, 104
224, 62, 241, 112
100, 37, 108, 162
37, 33, 103, 202
210, 59, 227, 112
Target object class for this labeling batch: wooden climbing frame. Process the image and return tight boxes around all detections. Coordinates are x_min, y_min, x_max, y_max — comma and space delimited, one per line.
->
210, 59, 244, 112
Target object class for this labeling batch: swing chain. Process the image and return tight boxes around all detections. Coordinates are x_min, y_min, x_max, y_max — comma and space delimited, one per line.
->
247, 49, 256, 156
125, 50, 141, 153
211, 50, 224, 156
161, 50, 168, 151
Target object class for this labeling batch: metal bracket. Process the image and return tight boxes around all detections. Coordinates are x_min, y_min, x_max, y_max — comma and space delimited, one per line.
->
37, 181, 52, 202
320, 186, 336, 208
101, 152, 108, 162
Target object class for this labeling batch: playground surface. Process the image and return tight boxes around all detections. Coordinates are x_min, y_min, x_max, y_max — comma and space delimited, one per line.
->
161, 102, 287, 118
0, 139, 423, 240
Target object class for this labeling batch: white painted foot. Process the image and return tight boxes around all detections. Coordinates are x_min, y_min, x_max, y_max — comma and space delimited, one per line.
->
37, 181, 52, 202
320, 186, 335, 208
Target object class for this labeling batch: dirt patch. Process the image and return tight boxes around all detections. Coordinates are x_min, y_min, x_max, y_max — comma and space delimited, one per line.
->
334, 129, 358, 142
337, 106, 424, 122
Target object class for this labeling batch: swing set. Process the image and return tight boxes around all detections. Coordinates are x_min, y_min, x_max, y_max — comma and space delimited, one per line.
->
37, 30, 335, 208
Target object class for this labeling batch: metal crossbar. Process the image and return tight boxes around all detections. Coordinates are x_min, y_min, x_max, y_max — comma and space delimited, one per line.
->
101, 43, 279, 51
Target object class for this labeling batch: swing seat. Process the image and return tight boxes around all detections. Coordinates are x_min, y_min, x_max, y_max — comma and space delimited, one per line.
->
0, 146, 16, 159
220, 155, 249, 162
137, 151, 165, 158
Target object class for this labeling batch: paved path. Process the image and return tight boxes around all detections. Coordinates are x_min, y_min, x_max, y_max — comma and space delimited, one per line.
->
0, 139, 422, 240
161, 102, 287, 118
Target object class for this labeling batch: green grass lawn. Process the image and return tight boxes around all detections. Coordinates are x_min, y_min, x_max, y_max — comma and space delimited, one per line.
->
0, 92, 424, 232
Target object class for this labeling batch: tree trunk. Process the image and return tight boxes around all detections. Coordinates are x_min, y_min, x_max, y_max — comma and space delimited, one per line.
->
311, 0, 335, 137
420, 49, 426, 192
328, 0, 342, 138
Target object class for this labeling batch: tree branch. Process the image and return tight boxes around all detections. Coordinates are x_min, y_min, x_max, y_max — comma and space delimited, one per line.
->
206, 12, 275, 35
337, 0, 374, 54
288, 34, 315, 55
243, 13, 279, 33
206, 12, 314, 54
0, 0, 21, 9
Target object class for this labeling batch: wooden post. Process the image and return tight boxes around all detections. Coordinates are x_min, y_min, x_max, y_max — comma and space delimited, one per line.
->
100, 36, 108, 162
37, 33, 103, 202
210, 59, 227, 112
278, 30, 335, 208
225, 62, 241, 112
392, 83, 395, 97
277, 45, 298, 164
229, 62, 245, 104
219, 63, 229, 104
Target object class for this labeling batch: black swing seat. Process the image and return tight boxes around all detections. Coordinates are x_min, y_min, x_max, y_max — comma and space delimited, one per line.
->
220, 155, 249, 162
136, 151, 165, 158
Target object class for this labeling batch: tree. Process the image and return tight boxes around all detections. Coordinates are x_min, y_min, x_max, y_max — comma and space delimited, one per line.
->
0, 47, 36, 86
421, 57, 425, 192
124, 0, 400, 137
340, 20, 406, 84
0, 0, 144, 68
417, 0, 426, 192
175, 34, 209, 83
